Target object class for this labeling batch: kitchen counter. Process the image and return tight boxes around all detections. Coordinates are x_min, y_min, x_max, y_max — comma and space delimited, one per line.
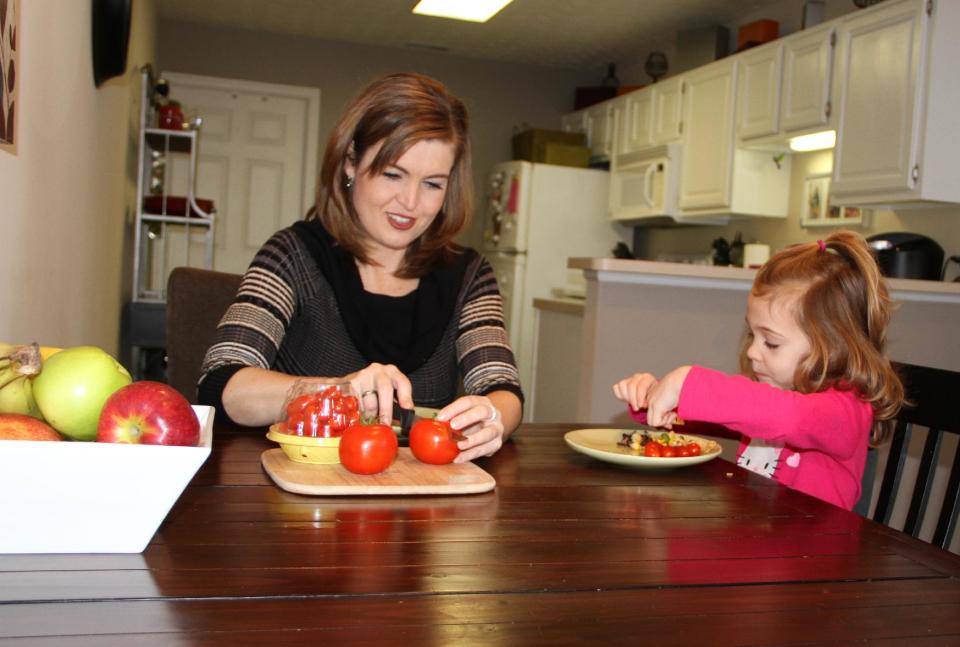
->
559, 258, 960, 427
569, 258, 960, 303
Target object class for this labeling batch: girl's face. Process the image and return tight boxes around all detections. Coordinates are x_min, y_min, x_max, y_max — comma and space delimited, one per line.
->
345, 138, 455, 265
745, 291, 812, 390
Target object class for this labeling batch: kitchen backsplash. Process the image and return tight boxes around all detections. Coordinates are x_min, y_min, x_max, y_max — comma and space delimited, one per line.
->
632, 150, 960, 278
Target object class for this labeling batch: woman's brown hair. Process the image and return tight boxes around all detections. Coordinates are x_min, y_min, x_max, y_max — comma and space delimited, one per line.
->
738, 230, 904, 445
309, 72, 472, 278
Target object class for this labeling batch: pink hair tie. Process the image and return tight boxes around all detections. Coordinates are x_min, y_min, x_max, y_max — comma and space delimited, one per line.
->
817, 239, 826, 252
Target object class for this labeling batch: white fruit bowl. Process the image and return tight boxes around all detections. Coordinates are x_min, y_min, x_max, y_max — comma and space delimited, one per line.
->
0, 405, 214, 554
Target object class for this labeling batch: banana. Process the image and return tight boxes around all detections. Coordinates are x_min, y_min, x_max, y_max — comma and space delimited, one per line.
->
0, 374, 43, 418
39, 346, 63, 361
0, 342, 44, 401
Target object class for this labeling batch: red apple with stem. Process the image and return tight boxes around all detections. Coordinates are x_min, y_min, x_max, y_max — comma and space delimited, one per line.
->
96, 382, 200, 446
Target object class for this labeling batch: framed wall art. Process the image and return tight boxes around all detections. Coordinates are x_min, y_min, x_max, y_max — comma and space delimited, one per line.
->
0, 0, 18, 155
800, 173, 864, 227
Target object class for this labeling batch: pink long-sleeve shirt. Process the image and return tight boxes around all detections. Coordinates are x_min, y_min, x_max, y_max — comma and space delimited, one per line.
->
633, 366, 874, 510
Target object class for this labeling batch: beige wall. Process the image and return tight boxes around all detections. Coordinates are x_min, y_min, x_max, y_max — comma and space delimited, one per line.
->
156, 19, 594, 251
0, 0, 157, 354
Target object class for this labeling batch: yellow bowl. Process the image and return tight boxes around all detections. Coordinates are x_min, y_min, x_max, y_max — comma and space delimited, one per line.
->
266, 425, 341, 464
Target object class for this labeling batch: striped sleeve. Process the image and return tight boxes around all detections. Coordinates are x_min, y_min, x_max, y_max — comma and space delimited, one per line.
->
456, 256, 524, 403
198, 229, 304, 380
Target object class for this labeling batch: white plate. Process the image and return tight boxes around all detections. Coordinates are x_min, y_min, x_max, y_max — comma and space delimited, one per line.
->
564, 428, 722, 469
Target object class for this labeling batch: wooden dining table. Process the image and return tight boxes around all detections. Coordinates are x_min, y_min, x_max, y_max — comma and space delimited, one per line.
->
3, 421, 960, 645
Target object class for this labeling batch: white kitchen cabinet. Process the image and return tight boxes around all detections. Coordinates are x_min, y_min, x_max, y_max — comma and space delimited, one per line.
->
615, 77, 684, 157
680, 58, 791, 217
651, 77, 684, 144
560, 110, 587, 138
737, 23, 836, 146
832, 0, 960, 206
585, 100, 616, 160
737, 42, 783, 141
617, 88, 654, 154
781, 24, 836, 135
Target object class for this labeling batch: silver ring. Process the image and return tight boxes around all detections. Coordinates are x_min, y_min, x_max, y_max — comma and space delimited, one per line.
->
487, 404, 499, 422
361, 390, 377, 398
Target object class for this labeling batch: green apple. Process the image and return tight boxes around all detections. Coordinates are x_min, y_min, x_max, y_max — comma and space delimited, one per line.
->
32, 346, 133, 441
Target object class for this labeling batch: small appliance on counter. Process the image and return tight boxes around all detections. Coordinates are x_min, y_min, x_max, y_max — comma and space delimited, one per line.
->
867, 232, 945, 280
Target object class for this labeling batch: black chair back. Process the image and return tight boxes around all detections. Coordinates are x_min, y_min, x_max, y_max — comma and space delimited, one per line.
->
165, 267, 243, 403
864, 362, 960, 549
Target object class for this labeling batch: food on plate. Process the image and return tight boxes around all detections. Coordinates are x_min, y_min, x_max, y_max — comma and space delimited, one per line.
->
282, 384, 360, 438
97, 381, 201, 446
339, 420, 398, 474
409, 418, 462, 465
0, 413, 63, 441
31, 345, 133, 441
618, 430, 705, 458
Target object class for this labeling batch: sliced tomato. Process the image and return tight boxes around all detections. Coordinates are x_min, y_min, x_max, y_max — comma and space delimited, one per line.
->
644, 442, 662, 458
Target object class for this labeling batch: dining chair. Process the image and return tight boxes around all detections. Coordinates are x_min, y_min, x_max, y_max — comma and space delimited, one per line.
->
165, 267, 243, 402
861, 362, 960, 550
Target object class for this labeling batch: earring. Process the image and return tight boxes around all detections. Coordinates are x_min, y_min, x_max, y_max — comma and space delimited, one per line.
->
345, 176, 354, 189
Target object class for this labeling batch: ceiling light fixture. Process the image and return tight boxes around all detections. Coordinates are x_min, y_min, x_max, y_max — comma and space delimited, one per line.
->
789, 130, 836, 152
412, 0, 513, 23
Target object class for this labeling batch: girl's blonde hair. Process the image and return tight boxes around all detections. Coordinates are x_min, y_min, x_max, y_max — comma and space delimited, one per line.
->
308, 72, 472, 278
738, 230, 904, 445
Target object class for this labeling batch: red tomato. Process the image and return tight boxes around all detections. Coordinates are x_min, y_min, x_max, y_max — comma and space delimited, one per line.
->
660, 445, 677, 458
339, 422, 398, 475
643, 442, 662, 458
409, 418, 461, 465
677, 444, 693, 457
687, 442, 702, 456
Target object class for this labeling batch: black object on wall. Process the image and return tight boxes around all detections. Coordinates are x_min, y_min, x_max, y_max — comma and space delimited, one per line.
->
92, 0, 132, 87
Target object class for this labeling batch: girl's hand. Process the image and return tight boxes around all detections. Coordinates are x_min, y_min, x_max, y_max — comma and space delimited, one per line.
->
436, 395, 505, 463
345, 363, 413, 425
645, 366, 692, 428
612, 372, 659, 412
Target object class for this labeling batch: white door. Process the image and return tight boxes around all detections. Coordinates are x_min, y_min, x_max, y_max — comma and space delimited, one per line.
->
165, 74, 320, 275
651, 77, 684, 145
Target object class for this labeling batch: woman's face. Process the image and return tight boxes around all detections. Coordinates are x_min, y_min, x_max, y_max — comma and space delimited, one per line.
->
346, 138, 456, 261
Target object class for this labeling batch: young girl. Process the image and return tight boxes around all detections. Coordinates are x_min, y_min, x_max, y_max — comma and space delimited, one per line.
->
613, 230, 904, 510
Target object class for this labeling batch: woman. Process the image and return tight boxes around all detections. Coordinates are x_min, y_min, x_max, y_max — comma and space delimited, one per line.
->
198, 72, 523, 462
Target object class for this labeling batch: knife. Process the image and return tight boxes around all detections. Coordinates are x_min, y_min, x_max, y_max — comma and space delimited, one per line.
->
392, 398, 417, 446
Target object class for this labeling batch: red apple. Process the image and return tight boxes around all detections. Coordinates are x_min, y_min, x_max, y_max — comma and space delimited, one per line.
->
0, 413, 63, 441
96, 381, 200, 446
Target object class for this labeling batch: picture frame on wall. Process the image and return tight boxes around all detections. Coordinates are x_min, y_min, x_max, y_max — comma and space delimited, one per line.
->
0, 0, 18, 155
801, 173, 865, 227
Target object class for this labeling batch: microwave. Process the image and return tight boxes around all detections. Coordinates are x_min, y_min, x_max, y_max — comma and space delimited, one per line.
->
608, 144, 681, 224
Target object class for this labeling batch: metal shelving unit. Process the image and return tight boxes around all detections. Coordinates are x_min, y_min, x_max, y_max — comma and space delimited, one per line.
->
122, 66, 216, 380
132, 66, 215, 303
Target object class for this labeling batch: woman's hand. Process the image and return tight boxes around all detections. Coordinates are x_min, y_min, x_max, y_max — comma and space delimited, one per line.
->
344, 363, 413, 425
612, 372, 659, 413
645, 366, 691, 428
436, 395, 505, 463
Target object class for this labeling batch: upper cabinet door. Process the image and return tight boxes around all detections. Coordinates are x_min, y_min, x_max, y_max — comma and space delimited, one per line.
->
781, 24, 836, 134
586, 101, 615, 160
832, 0, 925, 198
737, 44, 783, 140
560, 110, 588, 137
652, 77, 684, 144
619, 88, 654, 154
679, 59, 736, 211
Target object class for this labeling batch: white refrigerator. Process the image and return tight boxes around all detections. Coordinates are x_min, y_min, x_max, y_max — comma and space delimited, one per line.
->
480, 161, 630, 418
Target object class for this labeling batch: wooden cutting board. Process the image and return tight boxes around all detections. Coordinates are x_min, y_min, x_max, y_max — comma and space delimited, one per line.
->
261, 448, 496, 496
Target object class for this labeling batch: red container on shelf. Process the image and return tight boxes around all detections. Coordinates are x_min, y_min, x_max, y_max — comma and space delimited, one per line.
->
158, 102, 184, 130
